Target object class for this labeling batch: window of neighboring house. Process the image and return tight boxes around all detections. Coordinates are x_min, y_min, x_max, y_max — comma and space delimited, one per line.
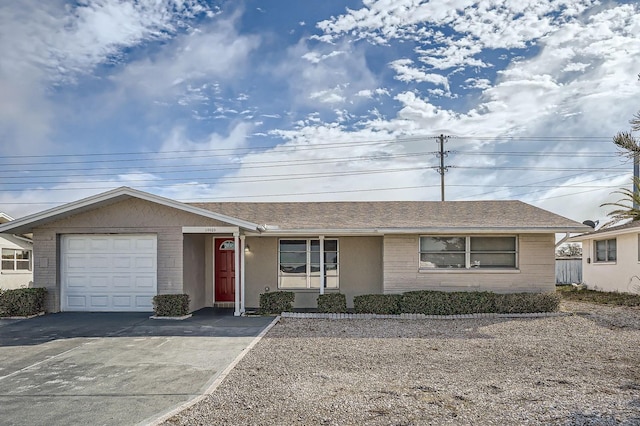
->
1, 249, 32, 271
278, 239, 338, 289
420, 236, 517, 269
595, 238, 616, 262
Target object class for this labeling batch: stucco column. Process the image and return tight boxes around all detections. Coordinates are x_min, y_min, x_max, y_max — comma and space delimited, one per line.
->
319, 235, 325, 295
234, 233, 240, 316
240, 235, 246, 314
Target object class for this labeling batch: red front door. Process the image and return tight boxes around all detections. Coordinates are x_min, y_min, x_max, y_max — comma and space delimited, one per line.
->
215, 238, 235, 302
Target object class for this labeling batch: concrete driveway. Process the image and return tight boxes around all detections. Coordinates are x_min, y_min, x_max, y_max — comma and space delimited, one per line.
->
0, 310, 275, 426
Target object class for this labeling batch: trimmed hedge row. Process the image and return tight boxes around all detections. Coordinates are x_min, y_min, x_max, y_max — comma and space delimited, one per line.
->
152, 294, 190, 316
354, 290, 560, 315
353, 294, 402, 314
317, 293, 347, 313
259, 291, 295, 314
0, 288, 47, 317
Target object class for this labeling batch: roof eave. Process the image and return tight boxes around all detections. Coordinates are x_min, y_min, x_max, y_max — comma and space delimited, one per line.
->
0, 187, 260, 234
256, 226, 591, 236
568, 228, 636, 241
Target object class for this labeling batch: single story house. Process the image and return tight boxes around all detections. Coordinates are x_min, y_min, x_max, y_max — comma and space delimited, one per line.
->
569, 221, 640, 294
0, 187, 589, 314
0, 212, 34, 290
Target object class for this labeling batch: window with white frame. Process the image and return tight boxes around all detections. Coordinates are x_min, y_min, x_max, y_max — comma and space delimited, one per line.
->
419, 236, 517, 269
278, 239, 338, 289
1, 249, 31, 271
595, 238, 616, 262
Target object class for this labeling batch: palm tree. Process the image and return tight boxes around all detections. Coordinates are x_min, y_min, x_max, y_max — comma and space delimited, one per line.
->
600, 176, 640, 227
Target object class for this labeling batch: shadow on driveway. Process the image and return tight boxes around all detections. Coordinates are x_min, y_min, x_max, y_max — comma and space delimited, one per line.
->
0, 308, 275, 346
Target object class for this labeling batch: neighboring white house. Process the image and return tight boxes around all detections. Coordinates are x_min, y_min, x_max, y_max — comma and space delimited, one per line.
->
0, 212, 34, 290
569, 221, 640, 294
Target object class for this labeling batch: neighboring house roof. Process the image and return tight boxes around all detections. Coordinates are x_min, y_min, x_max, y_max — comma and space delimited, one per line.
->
0, 234, 33, 250
569, 220, 640, 241
0, 187, 589, 235
0, 212, 14, 224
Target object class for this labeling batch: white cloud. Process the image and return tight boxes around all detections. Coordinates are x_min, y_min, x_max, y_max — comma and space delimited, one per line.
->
113, 17, 260, 104
0, 0, 211, 155
161, 122, 252, 158
355, 88, 390, 98
389, 59, 450, 91
309, 88, 347, 104
301, 50, 346, 64
317, 0, 597, 70
273, 40, 380, 110
463, 78, 492, 90
563, 62, 590, 72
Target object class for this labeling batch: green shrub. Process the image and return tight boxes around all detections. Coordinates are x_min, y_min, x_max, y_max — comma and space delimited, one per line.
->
152, 294, 190, 316
494, 292, 560, 313
0, 287, 47, 317
259, 291, 295, 314
399, 290, 559, 315
353, 294, 401, 314
317, 293, 347, 313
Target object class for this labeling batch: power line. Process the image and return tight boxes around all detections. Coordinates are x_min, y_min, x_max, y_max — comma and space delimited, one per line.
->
0, 135, 616, 160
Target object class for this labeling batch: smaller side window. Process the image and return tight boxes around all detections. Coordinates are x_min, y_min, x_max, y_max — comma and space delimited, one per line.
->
595, 239, 616, 262
1, 249, 32, 271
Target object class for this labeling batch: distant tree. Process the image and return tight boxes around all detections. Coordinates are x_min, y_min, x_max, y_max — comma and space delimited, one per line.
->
556, 243, 582, 258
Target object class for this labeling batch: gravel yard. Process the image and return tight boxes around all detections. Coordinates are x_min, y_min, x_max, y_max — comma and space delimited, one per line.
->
165, 302, 640, 425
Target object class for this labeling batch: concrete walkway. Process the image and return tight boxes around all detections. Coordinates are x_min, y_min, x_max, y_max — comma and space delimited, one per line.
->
0, 309, 275, 426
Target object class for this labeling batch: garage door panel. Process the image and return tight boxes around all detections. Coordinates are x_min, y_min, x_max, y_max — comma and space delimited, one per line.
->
135, 296, 151, 308
88, 256, 111, 269
89, 295, 109, 308
135, 238, 156, 250
66, 255, 88, 269
134, 276, 156, 290
112, 295, 133, 308
66, 295, 87, 309
112, 257, 132, 268
66, 275, 88, 288
89, 276, 110, 288
89, 239, 110, 250
134, 256, 155, 269
61, 234, 157, 312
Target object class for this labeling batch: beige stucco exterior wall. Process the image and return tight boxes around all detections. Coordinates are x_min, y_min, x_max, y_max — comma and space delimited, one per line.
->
383, 234, 556, 294
581, 233, 640, 293
32, 198, 230, 312
243, 236, 383, 309
183, 234, 206, 311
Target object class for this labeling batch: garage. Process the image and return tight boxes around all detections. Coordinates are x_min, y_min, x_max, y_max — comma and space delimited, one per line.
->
60, 234, 157, 312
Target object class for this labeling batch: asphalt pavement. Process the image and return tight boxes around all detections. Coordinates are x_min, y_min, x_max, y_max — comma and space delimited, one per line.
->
0, 309, 275, 426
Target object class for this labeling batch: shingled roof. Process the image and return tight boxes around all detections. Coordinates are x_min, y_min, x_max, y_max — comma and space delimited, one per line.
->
189, 200, 588, 233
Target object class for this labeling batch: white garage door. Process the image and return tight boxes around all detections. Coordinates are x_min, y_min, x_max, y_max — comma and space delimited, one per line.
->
61, 234, 157, 312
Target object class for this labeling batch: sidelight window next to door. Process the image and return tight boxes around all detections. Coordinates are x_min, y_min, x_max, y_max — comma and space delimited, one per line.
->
278, 239, 339, 289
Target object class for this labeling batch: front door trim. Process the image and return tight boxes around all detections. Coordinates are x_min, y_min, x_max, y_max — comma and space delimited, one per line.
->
214, 237, 236, 303
183, 226, 239, 234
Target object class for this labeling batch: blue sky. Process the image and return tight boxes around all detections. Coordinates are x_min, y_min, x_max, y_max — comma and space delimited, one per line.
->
1, 0, 639, 225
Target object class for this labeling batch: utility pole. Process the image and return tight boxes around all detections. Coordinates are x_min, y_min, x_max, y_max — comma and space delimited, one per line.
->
435, 134, 450, 201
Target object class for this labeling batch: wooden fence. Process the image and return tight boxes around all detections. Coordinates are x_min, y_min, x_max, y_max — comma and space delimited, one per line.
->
555, 258, 582, 284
